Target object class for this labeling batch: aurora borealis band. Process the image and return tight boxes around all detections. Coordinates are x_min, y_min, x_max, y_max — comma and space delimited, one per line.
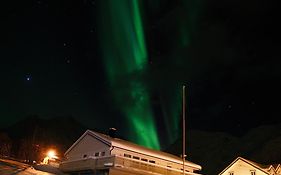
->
98, 0, 160, 149
97, 0, 203, 149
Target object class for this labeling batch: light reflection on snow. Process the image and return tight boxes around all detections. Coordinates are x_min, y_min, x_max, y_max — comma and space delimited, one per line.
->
0, 158, 56, 175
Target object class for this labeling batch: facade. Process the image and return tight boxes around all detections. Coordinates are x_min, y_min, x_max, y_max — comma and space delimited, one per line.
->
59, 130, 202, 175
219, 157, 281, 175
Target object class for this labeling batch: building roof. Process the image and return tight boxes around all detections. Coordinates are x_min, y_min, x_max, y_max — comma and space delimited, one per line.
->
219, 157, 271, 175
245, 158, 272, 171
272, 164, 280, 170
65, 129, 202, 170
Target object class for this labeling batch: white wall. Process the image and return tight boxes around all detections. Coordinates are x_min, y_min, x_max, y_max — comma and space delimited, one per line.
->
220, 159, 268, 175
276, 167, 281, 175
66, 134, 110, 160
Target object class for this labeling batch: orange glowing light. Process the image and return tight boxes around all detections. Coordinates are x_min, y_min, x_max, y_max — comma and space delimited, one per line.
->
47, 150, 56, 158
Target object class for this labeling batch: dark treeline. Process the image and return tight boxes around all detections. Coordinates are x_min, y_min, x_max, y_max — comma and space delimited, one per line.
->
0, 115, 86, 163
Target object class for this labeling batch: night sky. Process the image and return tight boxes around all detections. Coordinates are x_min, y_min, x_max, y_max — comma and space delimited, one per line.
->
1, 0, 281, 149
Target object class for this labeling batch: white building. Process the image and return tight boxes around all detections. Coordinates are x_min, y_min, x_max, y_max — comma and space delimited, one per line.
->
59, 130, 202, 175
219, 157, 281, 175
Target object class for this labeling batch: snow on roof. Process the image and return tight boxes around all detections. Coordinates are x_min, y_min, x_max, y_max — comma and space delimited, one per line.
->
64, 129, 202, 170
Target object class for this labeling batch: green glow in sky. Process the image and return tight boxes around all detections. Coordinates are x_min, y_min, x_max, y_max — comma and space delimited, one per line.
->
179, 0, 202, 47
98, 0, 160, 149
165, 90, 181, 143
132, 0, 147, 66
97, 0, 203, 149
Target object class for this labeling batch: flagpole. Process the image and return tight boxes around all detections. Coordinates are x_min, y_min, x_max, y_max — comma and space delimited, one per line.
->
182, 85, 186, 175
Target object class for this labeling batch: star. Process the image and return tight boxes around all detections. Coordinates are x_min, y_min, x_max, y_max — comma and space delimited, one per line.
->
25, 74, 32, 81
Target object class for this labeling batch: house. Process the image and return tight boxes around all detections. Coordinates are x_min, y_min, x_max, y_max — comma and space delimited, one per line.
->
276, 164, 281, 175
59, 129, 202, 175
219, 157, 281, 175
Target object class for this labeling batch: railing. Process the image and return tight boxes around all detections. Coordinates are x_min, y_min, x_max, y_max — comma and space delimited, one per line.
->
113, 156, 200, 175
60, 156, 201, 175
59, 156, 115, 172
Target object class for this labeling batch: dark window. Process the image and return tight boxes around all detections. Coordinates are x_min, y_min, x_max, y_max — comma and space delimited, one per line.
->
83, 154, 87, 158
141, 158, 148, 162
95, 152, 99, 157
124, 154, 131, 158
133, 156, 140, 160
149, 160, 155, 164
101, 152, 105, 156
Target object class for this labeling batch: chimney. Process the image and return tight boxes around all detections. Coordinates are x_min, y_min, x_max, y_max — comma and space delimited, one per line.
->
108, 128, 117, 138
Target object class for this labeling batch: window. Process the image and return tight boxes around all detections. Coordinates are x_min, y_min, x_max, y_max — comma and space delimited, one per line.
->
101, 152, 105, 156
141, 158, 148, 162
250, 170, 256, 175
124, 154, 131, 158
149, 160, 155, 164
95, 152, 99, 157
133, 156, 140, 160
229, 172, 234, 175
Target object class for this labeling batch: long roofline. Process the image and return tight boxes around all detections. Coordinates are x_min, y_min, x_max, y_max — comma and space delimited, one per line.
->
64, 130, 201, 170
218, 157, 270, 175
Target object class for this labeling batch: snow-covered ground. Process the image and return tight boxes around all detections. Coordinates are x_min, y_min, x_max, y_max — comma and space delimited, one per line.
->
0, 158, 55, 175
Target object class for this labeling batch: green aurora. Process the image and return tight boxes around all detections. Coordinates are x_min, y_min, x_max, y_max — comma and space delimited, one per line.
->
98, 0, 202, 150
98, 0, 159, 149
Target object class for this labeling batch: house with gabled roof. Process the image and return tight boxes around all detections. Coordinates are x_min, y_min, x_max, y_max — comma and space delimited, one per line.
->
59, 129, 202, 175
218, 157, 281, 175
275, 164, 281, 175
